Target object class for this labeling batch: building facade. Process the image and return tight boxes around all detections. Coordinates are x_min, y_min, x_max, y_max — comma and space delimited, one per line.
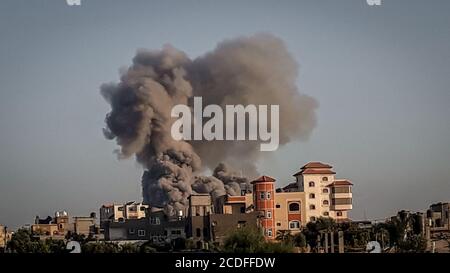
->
103, 161, 353, 243
252, 162, 353, 239
100, 201, 149, 229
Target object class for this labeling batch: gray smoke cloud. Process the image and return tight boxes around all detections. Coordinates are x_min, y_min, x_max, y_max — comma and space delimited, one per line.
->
101, 33, 318, 215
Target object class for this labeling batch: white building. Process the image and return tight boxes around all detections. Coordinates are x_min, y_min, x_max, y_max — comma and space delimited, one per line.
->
100, 201, 149, 228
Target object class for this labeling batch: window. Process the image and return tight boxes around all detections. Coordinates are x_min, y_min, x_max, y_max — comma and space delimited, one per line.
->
118, 217, 124, 222
323, 200, 329, 205
276, 204, 281, 208
323, 212, 329, 216
240, 207, 246, 213
276, 222, 281, 227
129, 228, 136, 234
266, 210, 272, 219
196, 228, 201, 237
237, 221, 247, 228
288, 202, 300, 212
128, 206, 137, 212
322, 188, 329, 194
310, 205, 316, 210
267, 192, 271, 200
140, 206, 146, 211
337, 211, 343, 217
118, 207, 124, 211
308, 181, 315, 187
260, 192, 265, 200
138, 230, 146, 237
150, 217, 160, 225
289, 221, 300, 229
171, 230, 182, 235
322, 177, 328, 182
332, 198, 352, 205
266, 228, 273, 237
310, 216, 316, 222
309, 193, 315, 199
332, 187, 351, 193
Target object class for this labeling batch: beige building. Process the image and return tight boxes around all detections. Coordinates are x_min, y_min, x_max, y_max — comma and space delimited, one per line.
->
31, 224, 59, 236
254, 162, 353, 237
0, 225, 7, 249
292, 162, 352, 223
73, 215, 96, 236
100, 201, 149, 228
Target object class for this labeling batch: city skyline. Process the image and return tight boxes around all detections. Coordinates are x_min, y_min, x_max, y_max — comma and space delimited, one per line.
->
1, 0, 450, 228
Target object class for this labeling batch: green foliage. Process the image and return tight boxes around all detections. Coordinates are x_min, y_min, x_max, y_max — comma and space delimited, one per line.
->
275, 230, 293, 244
316, 217, 337, 232
223, 227, 265, 253
45, 238, 67, 253
263, 242, 295, 253
120, 243, 140, 253
82, 241, 120, 253
397, 235, 427, 253
293, 232, 307, 248
223, 227, 295, 253
7, 229, 69, 253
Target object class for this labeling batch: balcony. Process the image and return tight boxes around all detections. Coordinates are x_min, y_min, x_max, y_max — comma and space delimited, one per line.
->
331, 204, 353, 210
331, 192, 352, 199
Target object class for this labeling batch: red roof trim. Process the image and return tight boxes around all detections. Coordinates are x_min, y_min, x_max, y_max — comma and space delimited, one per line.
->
301, 162, 333, 169
327, 180, 353, 186
251, 175, 276, 183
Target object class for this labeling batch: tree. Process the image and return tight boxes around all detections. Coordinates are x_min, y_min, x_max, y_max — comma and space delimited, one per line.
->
223, 227, 295, 253
120, 243, 139, 253
316, 217, 337, 232
275, 230, 293, 244
302, 222, 319, 251
293, 232, 307, 248
140, 242, 157, 253
223, 227, 265, 253
397, 235, 427, 253
45, 238, 67, 253
82, 242, 120, 253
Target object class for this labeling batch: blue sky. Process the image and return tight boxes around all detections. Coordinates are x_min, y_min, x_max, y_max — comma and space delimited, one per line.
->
0, 0, 449, 228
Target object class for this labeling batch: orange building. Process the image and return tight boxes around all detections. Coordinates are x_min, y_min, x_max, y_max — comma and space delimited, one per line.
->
252, 176, 276, 239
247, 162, 353, 240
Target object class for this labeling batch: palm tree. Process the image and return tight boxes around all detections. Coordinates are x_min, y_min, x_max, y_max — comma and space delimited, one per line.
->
275, 230, 292, 243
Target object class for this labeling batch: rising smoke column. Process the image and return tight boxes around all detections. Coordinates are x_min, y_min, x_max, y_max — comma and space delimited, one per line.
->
101, 33, 318, 215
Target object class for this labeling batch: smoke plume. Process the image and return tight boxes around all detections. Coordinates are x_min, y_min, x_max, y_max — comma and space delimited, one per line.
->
101, 33, 318, 215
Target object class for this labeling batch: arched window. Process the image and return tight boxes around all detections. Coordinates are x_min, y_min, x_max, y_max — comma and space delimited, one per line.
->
322, 177, 328, 182
337, 211, 343, 217
308, 181, 315, 187
323, 211, 329, 216
289, 202, 300, 212
323, 200, 329, 205
322, 188, 329, 194
289, 221, 301, 230
310, 205, 316, 210
309, 193, 316, 199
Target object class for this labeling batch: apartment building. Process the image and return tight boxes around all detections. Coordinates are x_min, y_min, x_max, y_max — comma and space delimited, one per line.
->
253, 162, 353, 239
100, 201, 149, 229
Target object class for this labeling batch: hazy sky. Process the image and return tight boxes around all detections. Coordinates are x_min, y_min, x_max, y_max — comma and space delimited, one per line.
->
0, 0, 449, 228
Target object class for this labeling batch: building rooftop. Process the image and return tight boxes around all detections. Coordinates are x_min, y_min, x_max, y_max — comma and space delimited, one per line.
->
293, 162, 336, 176
301, 162, 333, 169
282, 182, 298, 191
251, 175, 276, 183
328, 180, 353, 186
294, 168, 336, 176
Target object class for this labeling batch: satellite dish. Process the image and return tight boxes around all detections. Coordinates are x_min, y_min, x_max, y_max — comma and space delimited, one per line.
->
366, 241, 381, 253
66, 241, 81, 253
